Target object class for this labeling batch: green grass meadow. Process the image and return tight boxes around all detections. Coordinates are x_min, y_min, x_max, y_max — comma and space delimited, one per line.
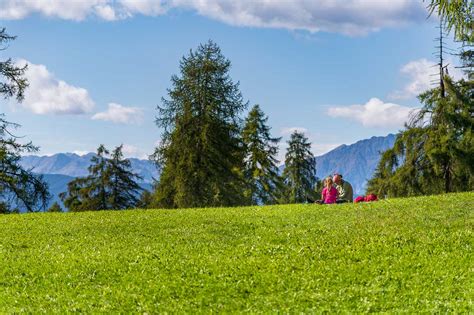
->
1, 193, 473, 312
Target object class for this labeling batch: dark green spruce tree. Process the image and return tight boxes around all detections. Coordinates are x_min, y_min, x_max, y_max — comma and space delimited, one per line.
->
281, 131, 317, 203
0, 28, 50, 213
60, 145, 110, 211
152, 41, 247, 208
109, 145, 143, 209
242, 104, 282, 205
61, 145, 142, 211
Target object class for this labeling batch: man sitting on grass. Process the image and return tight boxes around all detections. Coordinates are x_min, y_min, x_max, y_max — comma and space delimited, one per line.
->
333, 173, 353, 203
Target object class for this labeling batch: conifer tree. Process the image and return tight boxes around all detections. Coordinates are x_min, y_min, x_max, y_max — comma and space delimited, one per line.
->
242, 105, 282, 205
152, 41, 247, 208
282, 131, 317, 203
0, 28, 49, 212
367, 77, 473, 197
109, 145, 143, 209
61, 145, 142, 211
137, 189, 154, 209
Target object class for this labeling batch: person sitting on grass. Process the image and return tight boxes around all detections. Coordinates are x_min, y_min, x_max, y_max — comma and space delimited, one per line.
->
333, 173, 353, 203
315, 176, 338, 204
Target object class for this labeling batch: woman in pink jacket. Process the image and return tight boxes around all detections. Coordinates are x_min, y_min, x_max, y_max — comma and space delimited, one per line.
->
321, 176, 338, 204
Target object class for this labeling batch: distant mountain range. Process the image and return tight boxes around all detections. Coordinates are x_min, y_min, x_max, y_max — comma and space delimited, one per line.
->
20, 133, 396, 209
21, 153, 159, 183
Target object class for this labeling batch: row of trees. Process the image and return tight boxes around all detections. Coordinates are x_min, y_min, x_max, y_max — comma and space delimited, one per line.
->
149, 41, 318, 209
367, 0, 473, 197
58, 118, 318, 211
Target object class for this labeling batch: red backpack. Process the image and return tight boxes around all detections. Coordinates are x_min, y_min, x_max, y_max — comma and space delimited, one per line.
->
364, 194, 378, 202
354, 196, 365, 203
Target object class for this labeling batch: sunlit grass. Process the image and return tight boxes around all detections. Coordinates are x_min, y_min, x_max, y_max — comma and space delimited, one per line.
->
1, 192, 472, 312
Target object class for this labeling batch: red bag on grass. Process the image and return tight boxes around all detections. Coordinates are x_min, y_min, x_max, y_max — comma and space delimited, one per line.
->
354, 196, 365, 203
364, 194, 378, 202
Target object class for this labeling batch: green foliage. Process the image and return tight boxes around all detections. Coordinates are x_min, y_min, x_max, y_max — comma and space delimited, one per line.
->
47, 202, 63, 213
0, 28, 49, 212
429, 0, 473, 78
368, 76, 474, 197
242, 104, 282, 205
108, 145, 143, 210
368, 3, 473, 197
0, 192, 472, 312
428, 0, 473, 39
60, 145, 142, 211
137, 189, 154, 209
0, 28, 28, 102
152, 40, 247, 208
281, 131, 317, 203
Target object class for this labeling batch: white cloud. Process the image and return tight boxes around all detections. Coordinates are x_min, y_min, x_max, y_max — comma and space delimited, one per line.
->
176, 0, 428, 36
389, 58, 465, 100
15, 59, 95, 115
92, 103, 144, 124
0, 0, 428, 35
121, 144, 149, 159
0, 0, 109, 21
118, 0, 167, 16
327, 97, 417, 128
95, 4, 117, 21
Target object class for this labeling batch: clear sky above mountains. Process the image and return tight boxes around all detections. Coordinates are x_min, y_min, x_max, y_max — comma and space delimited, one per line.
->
0, 0, 462, 161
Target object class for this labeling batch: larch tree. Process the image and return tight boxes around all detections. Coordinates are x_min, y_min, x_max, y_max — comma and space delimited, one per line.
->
152, 41, 247, 208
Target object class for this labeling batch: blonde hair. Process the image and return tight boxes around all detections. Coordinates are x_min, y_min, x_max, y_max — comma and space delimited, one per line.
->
324, 176, 333, 189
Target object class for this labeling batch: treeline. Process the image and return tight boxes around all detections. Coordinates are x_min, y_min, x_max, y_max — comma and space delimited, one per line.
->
148, 41, 318, 209
58, 99, 319, 211
367, 0, 473, 198
57, 40, 321, 210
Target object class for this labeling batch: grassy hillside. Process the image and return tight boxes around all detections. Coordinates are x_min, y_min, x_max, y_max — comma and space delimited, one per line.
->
1, 193, 472, 312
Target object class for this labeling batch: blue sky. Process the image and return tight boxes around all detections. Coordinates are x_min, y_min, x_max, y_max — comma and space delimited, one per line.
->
0, 0, 462, 160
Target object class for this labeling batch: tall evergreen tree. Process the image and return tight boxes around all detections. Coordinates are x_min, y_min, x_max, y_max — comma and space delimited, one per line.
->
61, 145, 142, 211
242, 104, 282, 205
282, 131, 317, 203
152, 41, 247, 208
0, 28, 49, 213
109, 145, 143, 209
